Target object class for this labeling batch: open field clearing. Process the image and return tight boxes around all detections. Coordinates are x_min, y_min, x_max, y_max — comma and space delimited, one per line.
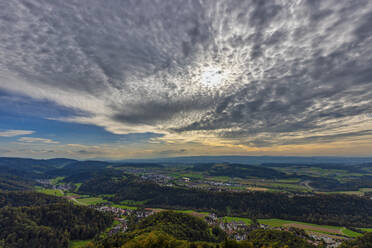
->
50, 176, 65, 184
259, 218, 361, 237
175, 209, 210, 218
360, 188, 372, 192
36, 188, 64, 197
283, 223, 342, 235
76, 197, 108, 205
246, 186, 268, 191
223, 216, 252, 225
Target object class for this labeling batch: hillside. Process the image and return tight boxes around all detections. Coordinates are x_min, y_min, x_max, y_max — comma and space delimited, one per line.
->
0, 191, 113, 248
89, 211, 316, 248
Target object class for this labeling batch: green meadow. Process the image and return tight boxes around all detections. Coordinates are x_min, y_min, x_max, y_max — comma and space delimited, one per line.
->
223, 216, 252, 225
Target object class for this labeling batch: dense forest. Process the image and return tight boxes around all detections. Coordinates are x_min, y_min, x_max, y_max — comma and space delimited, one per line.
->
129, 211, 225, 242
79, 175, 372, 227
0, 191, 113, 248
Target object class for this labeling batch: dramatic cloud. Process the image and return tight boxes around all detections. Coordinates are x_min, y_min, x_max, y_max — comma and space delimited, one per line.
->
0, 130, 34, 137
1, 0, 372, 153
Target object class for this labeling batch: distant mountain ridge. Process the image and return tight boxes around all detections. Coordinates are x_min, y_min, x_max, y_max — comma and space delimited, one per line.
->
117, 155, 372, 165
2, 156, 372, 166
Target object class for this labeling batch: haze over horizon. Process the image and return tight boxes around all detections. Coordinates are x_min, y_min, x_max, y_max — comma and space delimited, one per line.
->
1, 0, 372, 159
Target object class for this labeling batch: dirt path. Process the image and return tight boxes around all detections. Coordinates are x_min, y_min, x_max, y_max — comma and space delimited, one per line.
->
300, 180, 314, 191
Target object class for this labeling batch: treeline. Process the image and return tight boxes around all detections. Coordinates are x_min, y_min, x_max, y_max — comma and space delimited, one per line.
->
261, 162, 371, 173
306, 176, 372, 192
86, 211, 317, 248
0, 191, 113, 248
79, 175, 372, 227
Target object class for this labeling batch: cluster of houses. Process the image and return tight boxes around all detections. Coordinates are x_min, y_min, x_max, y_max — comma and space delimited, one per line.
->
36, 179, 74, 191
307, 233, 344, 248
109, 218, 129, 236
140, 174, 172, 186
94, 206, 129, 217
204, 213, 347, 247
205, 214, 253, 240
93, 204, 156, 236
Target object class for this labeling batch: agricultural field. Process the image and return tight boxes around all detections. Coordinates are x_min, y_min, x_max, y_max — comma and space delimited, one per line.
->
36, 188, 64, 197
120, 199, 146, 205
174, 209, 210, 218
75, 183, 82, 191
76, 197, 108, 205
258, 218, 362, 238
50, 176, 65, 185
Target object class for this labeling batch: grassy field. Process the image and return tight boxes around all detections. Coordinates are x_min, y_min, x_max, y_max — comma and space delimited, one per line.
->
178, 173, 204, 179
223, 216, 252, 225
112, 204, 138, 210
120, 200, 146, 205
65, 192, 90, 197
36, 188, 64, 197
360, 188, 372, 192
258, 218, 361, 237
76, 197, 108, 205
50, 176, 65, 185
75, 183, 82, 191
175, 209, 210, 216
322, 191, 364, 196
276, 179, 301, 183
246, 186, 269, 191
69, 240, 91, 248
341, 228, 363, 238
361, 228, 372, 232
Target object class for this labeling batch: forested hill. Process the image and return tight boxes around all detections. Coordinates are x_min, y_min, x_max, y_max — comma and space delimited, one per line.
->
0, 191, 113, 248
79, 174, 372, 227
89, 211, 316, 248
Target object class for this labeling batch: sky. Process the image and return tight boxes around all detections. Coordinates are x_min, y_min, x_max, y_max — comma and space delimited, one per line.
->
1, 0, 372, 159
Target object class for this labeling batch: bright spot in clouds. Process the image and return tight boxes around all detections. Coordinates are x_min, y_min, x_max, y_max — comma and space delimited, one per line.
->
0, 0, 372, 158
200, 66, 224, 87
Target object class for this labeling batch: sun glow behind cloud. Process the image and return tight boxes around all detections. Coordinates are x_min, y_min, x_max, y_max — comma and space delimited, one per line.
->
0, 0, 372, 158
200, 66, 224, 87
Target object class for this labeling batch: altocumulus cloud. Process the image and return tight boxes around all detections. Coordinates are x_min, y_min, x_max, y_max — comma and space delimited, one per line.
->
1, 0, 372, 148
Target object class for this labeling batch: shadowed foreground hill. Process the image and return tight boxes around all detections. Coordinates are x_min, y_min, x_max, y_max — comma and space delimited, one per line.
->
88, 211, 316, 248
0, 191, 113, 248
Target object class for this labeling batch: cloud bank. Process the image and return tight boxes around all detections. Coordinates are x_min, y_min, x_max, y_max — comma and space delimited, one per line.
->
1, 0, 372, 152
